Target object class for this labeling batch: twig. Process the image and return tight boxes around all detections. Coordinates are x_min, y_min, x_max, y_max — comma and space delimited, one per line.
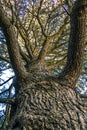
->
62, 6, 70, 16
0, 89, 9, 95
0, 76, 14, 86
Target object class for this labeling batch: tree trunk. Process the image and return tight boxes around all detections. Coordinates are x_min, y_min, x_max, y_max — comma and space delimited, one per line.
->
7, 64, 86, 130
0, 0, 87, 129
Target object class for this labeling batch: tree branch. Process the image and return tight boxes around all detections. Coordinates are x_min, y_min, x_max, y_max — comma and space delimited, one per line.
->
0, 55, 10, 63
19, 46, 30, 63
38, 15, 69, 62
0, 76, 14, 86
37, 0, 47, 37
0, 3, 28, 78
0, 89, 9, 95
51, 20, 69, 40
80, 94, 87, 98
58, 0, 87, 88
37, 15, 47, 37
15, 21, 34, 60
0, 98, 14, 104
10, 4, 34, 59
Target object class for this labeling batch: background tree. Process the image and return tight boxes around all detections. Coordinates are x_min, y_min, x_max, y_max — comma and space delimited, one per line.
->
0, 0, 87, 129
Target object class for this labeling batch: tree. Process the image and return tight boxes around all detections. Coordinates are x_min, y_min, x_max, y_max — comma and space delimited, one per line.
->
0, 0, 87, 129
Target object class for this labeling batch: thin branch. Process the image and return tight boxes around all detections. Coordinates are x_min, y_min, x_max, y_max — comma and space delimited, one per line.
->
60, 0, 72, 16
37, 0, 44, 14
25, 42, 34, 60
16, 23, 34, 59
38, 38, 47, 62
0, 67, 11, 72
0, 55, 10, 63
19, 46, 30, 63
37, 15, 47, 37
0, 89, 9, 95
11, 8, 34, 59
48, 15, 69, 40
36, 0, 46, 37
80, 94, 87, 98
38, 15, 69, 62
0, 81, 14, 96
0, 76, 14, 86
0, 98, 14, 104
1, 82, 13, 129
62, 5, 70, 16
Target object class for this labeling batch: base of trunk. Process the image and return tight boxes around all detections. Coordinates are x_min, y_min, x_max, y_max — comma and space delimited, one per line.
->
7, 74, 86, 130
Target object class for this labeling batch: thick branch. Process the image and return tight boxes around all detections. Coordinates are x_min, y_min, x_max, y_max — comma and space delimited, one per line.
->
58, 0, 87, 88
0, 4, 28, 78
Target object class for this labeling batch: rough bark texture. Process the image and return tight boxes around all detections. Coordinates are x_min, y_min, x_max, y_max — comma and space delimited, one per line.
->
0, 0, 87, 130
7, 64, 86, 130
58, 0, 87, 88
0, 2, 28, 78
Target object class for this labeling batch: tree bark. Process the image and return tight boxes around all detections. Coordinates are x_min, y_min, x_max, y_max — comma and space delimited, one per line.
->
58, 0, 87, 88
7, 66, 86, 130
0, 3, 28, 79
0, 0, 87, 130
